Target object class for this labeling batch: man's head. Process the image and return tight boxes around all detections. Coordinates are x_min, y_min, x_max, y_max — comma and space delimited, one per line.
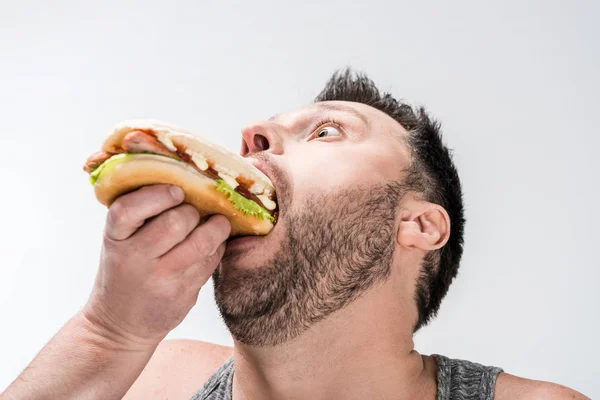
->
214, 68, 464, 346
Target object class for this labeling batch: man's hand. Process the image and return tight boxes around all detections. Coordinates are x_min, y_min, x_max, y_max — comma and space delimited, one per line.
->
85, 184, 231, 345
1, 184, 231, 400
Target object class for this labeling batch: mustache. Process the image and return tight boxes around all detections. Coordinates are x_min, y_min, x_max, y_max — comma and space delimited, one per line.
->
251, 153, 293, 211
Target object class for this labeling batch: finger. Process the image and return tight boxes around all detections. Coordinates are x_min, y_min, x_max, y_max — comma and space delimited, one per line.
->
181, 241, 227, 288
105, 185, 185, 241
159, 214, 231, 269
130, 204, 200, 258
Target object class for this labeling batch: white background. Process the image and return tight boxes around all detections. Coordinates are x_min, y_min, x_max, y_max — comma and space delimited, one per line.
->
1, 1, 598, 397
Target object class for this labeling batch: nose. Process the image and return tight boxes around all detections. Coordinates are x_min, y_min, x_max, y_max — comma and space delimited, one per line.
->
240, 121, 284, 157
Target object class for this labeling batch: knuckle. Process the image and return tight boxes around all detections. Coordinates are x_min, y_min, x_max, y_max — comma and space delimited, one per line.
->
192, 235, 214, 256
141, 184, 168, 196
215, 242, 226, 259
101, 231, 120, 250
211, 215, 232, 240
183, 204, 200, 222
208, 245, 225, 264
203, 254, 219, 269
162, 205, 199, 237
148, 185, 173, 204
108, 200, 130, 227
177, 205, 199, 227
163, 209, 187, 236
213, 215, 231, 235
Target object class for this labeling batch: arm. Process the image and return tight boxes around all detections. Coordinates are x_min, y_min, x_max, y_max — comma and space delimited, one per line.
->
2, 312, 158, 400
1, 185, 231, 399
494, 372, 591, 400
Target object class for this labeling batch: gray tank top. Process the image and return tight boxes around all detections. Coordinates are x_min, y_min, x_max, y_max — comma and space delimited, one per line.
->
190, 354, 503, 400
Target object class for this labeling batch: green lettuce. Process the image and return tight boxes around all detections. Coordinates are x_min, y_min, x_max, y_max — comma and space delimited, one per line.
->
215, 179, 275, 223
89, 153, 131, 185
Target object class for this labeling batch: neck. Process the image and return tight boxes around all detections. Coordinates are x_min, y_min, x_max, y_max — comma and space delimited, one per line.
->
231, 279, 437, 400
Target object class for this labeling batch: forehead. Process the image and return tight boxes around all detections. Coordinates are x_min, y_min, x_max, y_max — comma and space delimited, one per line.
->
271, 100, 408, 137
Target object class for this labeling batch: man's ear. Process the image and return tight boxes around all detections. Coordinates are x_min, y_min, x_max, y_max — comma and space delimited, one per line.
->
397, 202, 451, 250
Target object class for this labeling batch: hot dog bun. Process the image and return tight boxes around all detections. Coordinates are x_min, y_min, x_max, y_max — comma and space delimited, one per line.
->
85, 120, 277, 237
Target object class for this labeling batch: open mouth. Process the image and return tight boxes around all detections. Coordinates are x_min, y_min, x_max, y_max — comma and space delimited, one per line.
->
223, 158, 282, 251
247, 158, 282, 226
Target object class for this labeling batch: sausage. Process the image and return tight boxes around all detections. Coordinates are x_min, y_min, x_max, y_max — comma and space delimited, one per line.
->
121, 130, 175, 157
83, 151, 113, 173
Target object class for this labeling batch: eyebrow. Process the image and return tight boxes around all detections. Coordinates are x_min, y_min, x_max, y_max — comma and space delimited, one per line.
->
269, 103, 370, 128
315, 103, 370, 127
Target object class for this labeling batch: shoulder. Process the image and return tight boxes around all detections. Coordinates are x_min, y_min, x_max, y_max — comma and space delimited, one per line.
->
123, 339, 233, 400
432, 355, 589, 400
494, 372, 590, 400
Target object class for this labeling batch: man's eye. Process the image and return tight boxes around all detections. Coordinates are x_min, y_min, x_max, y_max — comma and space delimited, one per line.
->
317, 126, 341, 138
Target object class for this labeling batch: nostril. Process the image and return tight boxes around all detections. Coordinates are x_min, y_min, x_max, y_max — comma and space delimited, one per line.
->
241, 139, 250, 156
254, 134, 270, 151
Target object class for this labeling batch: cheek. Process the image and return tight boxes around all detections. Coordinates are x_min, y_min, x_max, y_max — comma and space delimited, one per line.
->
285, 142, 396, 197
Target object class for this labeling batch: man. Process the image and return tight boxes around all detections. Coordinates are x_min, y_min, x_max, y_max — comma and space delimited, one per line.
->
1, 69, 589, 399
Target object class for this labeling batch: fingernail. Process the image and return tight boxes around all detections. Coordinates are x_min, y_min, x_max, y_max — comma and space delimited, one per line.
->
170, 186, 184, 201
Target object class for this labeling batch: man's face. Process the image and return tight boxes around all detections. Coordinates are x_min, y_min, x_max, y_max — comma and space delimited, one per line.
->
213, 101, 411, 346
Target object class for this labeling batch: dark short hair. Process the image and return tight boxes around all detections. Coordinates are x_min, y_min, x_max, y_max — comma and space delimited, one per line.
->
314, 68, 465, 332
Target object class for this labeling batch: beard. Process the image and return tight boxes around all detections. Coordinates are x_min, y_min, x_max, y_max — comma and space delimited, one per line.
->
212, 182, 404, 347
